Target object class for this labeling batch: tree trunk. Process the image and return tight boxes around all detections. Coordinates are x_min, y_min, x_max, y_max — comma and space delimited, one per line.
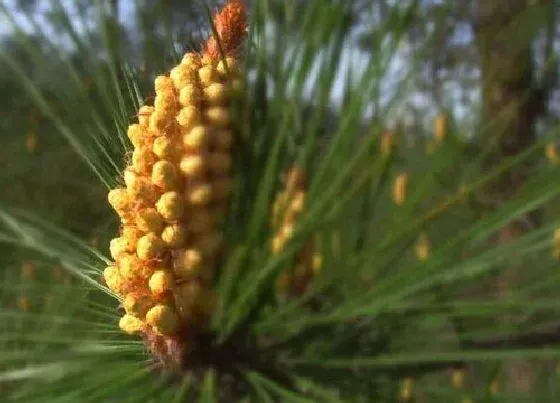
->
473, 0, 547, 394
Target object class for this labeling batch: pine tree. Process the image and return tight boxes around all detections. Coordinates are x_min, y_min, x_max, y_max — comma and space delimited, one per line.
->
1, 0, 560, 401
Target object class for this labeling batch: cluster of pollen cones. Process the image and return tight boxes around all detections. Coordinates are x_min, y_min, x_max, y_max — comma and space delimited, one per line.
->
271, 166, 322, 296
104, 0, 246, 365
104, 0, 324, 371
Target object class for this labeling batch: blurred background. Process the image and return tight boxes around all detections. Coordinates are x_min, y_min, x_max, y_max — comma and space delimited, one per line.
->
2, 0, 560, 401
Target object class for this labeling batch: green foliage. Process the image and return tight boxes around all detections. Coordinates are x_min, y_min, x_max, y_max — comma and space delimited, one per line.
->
1, 0, 560, 401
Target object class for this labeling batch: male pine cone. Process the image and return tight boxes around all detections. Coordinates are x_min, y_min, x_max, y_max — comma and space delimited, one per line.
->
271, 165, 322, 296
104, 0, 246, 343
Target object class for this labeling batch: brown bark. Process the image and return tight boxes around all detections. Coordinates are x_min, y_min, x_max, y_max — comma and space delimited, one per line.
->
473, 0, 549, 394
